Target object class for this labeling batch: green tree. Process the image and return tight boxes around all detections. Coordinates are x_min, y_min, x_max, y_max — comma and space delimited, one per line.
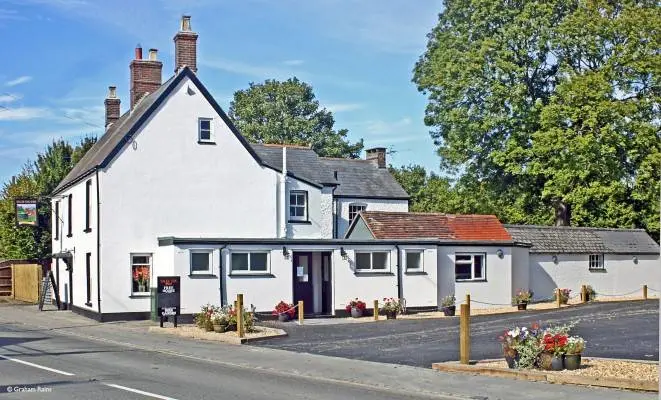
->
414, 0, 660, 237
228, 77, 363, 158
0, 137, 97, 260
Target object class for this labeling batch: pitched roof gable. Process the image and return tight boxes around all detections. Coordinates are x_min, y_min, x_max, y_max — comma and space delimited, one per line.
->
505, 224, 660, 254
319, 158, 409, 199
249, 143, 337, 188
53, 67, 263, 194
346, 211, 512, 241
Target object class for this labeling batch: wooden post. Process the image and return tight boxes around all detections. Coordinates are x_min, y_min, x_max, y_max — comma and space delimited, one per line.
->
298, 300, 304, 325
465, 294, 470, 315
643, 285, 648, 300
556, 288, 561, 308
373, 300, 379, 321
580, 285, 587, 303
11, 264, 15, 299
236, 294, 244, 338
459, 303, 470, 364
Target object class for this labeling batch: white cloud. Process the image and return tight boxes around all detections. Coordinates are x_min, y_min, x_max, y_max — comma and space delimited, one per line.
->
0, 93, 21, 103
282, 59, 304, 66
363, 117, 412, 136
5, 76, 32, 87
326, 103, 364, 113
0, 107, 50, 121
0, 8, 24, 21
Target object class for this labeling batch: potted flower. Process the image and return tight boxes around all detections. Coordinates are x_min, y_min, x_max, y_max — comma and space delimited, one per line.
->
345, 298, 367, 318
554, 288, 571, 305
564, 336, 585, 370
513, 289, 533, 310
212, 309, 228, 333
382, 297, 402, 319
272, 301, 296, 322
194, 303, 218, 332
440, 294, 456, 316
498, 323, 545, 369
539, 333, 567, 370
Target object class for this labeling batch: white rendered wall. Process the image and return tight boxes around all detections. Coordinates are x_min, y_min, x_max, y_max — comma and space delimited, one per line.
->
286, 179, 331, 239
438, 246, 513, 309
51, 174, 99, 312
512, 246, 530, 295
529, 253, 660, 301
336, 198, 408, 238
400, 245, 439, 309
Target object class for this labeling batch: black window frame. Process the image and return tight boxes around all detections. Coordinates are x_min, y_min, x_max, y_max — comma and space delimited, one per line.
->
589, 254, 604, 270
67, 194, 73, 237
288, 190, 308, 222
454, 253, 486, 282
85, 252, 92, 306
198, 117, 214, 143
348, 203, 367, 223
54, 201, 59, 240
84, 180, 92, 233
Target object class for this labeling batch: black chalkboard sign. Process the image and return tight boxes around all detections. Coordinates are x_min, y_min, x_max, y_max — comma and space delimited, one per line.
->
156, 276, 180, 327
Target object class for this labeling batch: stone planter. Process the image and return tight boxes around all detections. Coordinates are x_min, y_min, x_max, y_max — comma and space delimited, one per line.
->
213, 324, 225, 333
351, 307, 363, 318
386, 311, 397, 320
564, 354, 581, 370
538, 352, 564, 371
505, 353, 520, 369
517, 302, 528, 311
278, 313, 290, 322
441, 306, 456, 316
551, 355, 564, 371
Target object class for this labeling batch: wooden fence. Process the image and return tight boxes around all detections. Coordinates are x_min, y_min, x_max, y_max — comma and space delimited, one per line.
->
0, 263, 43, 303
0, 265, 11, 296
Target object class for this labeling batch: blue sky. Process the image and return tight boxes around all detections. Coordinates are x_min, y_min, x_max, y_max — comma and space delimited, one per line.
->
0, 0, 442, 185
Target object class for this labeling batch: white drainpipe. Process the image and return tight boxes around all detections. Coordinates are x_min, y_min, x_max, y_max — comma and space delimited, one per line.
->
280, 146, 287, 238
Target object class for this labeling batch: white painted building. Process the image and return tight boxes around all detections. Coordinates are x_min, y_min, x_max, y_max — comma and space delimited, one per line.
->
50, 16, 659, 322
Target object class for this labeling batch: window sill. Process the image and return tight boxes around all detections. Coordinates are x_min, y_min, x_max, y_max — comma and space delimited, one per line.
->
129, 294, 151, 298
188, 274, 217, 279
354, 272, 394, 277
288, 220, 311, 224
229, 273, 275, 278
66, 234, 72, 238
455, 279, 487, 283
84, 302, 93, 307
197, 140, 216, 145
405, 271, 427, 275
83, 228, 92, 233
589, 268, 607, 273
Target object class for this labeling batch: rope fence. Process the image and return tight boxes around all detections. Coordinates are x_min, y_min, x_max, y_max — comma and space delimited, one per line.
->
594, 288, 641, 297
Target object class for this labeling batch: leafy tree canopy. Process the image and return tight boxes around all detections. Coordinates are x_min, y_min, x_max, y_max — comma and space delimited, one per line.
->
228, 77, 363, 158
413, 0, 660, 238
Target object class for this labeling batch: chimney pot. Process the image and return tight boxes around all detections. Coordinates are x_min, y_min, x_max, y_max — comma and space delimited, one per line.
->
181, 15, 191, 31
108, 86, 117, 98
104, 85, 121, 128
130, 45, 162, 109
135, 45, 143, 60
148, 48, 158, 61
365, 147, 387, 169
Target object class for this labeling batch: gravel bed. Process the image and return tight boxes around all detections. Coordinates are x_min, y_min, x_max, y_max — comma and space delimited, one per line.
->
478, 358, 659, 383
149, 324, 286, 343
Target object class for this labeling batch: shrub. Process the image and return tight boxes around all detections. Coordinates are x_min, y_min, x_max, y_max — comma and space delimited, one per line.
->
565, 336, 586, 354
585, 285, 596, 300
273, 301, 296, 318
382, 297, 403, 314
513, 289, 533, 304
194, 303, 218, 329
441, 294, 456, 308
554, 288, 571, 304
345, 298, 367, 313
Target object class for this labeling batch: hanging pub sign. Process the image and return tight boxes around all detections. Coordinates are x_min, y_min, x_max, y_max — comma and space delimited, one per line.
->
157, 276, 180, 327
15, 199, 38, 227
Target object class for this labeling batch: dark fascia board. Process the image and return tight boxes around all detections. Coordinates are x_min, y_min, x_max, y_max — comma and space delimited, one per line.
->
158, 236, 519, 247
51, 167, 96, 196
335, 195, 410, 200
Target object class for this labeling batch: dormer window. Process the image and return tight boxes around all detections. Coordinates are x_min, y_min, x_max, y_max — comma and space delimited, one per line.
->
289, 191, 307, 222
198, 118, 213, 144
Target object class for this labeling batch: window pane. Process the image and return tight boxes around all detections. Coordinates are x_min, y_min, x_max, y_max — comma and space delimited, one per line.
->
372, 252, 388, 269
132, 255, 149, 265
290, 194, 297, 205
473, 255, 483, 278
231, 253, 248, 271
355, 253, 371, 270
406, 252, 421, 269
200, 130, 211, 140
132, 264, 150, 293
191, 252, 210, 272
199, 120, 210, 130
250, 253, 268, 271
455, 263, 472, 280
455, 255, 471, 262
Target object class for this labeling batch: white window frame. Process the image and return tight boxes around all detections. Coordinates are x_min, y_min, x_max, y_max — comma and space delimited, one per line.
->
589, 254, 604, 270
405, 250, 424, 271
348, 203, 367, 223
454, 253, 486, 282
190, 249, 213, 275
354, 251, 390, 272
289, 191, 308, 221
230, 251, 270, 274
198, 117, 213, 143
130, 253, 152, 296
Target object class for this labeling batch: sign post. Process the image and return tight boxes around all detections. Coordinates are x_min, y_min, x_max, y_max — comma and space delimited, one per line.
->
157, 276, 180, 328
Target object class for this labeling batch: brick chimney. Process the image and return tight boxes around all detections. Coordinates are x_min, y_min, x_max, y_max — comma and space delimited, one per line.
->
129, 45, 162, 109
366, 147, 387, 168
104, 86, 120, 128
173, 15, 198, 73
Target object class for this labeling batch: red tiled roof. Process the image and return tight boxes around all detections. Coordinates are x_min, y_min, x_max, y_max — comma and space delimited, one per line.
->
357, 211, 512, 241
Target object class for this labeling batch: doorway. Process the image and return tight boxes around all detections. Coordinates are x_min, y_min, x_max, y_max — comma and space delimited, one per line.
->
292, 252, 313, 314
321, 252, 332, 314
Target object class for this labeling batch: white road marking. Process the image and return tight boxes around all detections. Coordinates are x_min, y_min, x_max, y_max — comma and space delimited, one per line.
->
0, 354, 75, 376
103, 383, 179, 400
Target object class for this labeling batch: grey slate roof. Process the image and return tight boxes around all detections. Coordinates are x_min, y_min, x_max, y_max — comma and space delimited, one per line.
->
504, 225, 660, 254
249, 144, 337, 187
319, 158, 409, 199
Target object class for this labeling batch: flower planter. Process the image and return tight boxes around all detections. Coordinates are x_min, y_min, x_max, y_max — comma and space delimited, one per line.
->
505, 353, 520, 369
441, 306, 456, 317
538, 352, 564, 370
551, 355, 564, 371
226, 323, 237, 332
517, 302, 528, 311
386, 311, 397, 320
350, 307, 363, 318
564, 354, 581, 370
205, 323, 214, 332
213, 324, 225, 333
278, 313, 290, 322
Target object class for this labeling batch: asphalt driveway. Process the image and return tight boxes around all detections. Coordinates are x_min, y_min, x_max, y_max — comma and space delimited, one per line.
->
252, 300, 659, 368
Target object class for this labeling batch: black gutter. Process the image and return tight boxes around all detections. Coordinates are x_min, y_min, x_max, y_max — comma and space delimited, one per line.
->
95, 169, 101, 314
218, 244, 228, 306
333, 195, 410, 200
395, 244, 403, 299
158, 237, 525, 247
